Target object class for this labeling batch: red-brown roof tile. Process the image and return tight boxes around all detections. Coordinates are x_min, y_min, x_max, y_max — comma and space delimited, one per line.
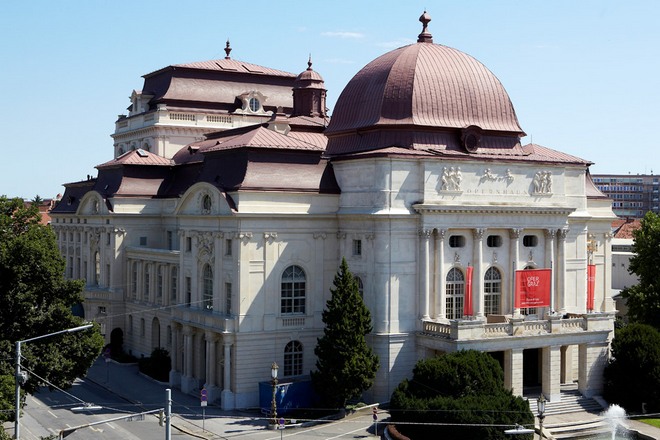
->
204, 127, 324, 153
97, 149, 172, 168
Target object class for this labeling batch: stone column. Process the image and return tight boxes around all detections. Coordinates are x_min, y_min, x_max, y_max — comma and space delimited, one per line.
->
557, 228, 568, 314
181, 325, 196, 394
578, 342, 609, 398
509, 229, 522, 316
504, 348, 523, 396
545, 229, 556, 313
221, 340, 235, 410
472, 228, 485, 318
434, 229, 447, 320
337, 231, 347, 260
169, 324, 181, 386
205, 331, 221, 403
602, 232, 613, 312
542, 345, 562, 402
420, 229, 432, 320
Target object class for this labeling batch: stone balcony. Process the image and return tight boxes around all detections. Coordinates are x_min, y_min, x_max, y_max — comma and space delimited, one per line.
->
173, 306, 236, 333
418, 312, 616, 352
114, 108, 272, 134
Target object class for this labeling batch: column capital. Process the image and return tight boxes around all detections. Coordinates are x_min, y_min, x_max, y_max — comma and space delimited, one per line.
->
436, 229, 447, 240
336, 231, 347, 239
263, 232, 278, 243
557, 228, 569, 241
313, 232, 327, 240
544, 229, 556, 239
509, 228, 522, 239
419, 229, 432, 238
205, 330, 219, 342
472, 228, 486, 240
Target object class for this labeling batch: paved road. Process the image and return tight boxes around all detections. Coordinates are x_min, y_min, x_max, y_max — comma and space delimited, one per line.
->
17, 357, 382, 440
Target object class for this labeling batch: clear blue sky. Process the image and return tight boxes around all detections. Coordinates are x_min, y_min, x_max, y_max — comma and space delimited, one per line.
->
1, 1, 658, 199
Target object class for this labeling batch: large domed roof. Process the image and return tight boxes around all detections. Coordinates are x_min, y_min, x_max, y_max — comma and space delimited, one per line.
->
325, 12, 525, 157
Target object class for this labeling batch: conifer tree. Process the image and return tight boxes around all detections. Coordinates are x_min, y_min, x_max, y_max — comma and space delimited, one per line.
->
311, 258, 379, 409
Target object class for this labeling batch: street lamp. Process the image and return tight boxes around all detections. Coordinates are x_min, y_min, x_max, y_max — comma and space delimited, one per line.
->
270, 362, 279, 428
537, 394, 546, 440
15, 323, 94, 440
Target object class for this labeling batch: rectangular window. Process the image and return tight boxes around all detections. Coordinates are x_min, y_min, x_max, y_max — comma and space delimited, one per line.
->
523, 235, 538, 247
449, 235, 465, 248
171, 268, 178, 302
225, 282, 232, 314
106, 233, 111, 246
352, 239, 362, 256
225, 239, 232, 256
106, 264, 111, 287
139, 236, 147, 246
186, 236, 192, 252
185, 276, 192, 307
167, 231, 173, 250
98, 306, 107, 315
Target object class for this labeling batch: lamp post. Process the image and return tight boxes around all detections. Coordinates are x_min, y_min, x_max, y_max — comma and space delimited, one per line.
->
270, 362, 279, 428
15, 323, 93, 440
537, 394, 546, 440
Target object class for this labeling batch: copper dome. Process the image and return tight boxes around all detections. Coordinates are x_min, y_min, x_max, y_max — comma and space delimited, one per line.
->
325, 13, 524, 156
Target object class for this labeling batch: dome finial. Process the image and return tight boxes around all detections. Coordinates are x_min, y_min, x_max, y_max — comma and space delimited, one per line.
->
224, 40, 232, 59
417, 10, 433, 43
307, 53, 313, 70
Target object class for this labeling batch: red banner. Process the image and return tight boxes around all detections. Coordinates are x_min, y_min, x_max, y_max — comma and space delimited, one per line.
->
464, 266, 474, 316
587, 264, 596, 311
515, 269, 551, 308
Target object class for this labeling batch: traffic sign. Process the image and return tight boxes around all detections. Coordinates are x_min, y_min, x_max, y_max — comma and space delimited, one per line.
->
372, 407, 378, 421
278, 417, 285, 429
201, 388, 208, 407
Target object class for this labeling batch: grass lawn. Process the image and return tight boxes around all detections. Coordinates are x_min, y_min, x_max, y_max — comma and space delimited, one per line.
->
638, 418, 660, 428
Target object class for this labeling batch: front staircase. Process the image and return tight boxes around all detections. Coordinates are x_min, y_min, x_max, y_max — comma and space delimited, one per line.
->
526, 384, 611, 439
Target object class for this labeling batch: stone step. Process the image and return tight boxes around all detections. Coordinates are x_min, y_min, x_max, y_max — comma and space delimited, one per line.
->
546, 419, 612, 440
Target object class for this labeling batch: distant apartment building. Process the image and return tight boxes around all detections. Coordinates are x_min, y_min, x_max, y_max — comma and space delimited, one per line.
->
592, 174, 660, 218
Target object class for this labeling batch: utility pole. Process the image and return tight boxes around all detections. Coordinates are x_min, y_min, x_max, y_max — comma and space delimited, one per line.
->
165, 388, 171, 440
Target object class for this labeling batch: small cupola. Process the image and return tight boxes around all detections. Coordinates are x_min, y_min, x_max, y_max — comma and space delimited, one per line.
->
292, 55, 327, 118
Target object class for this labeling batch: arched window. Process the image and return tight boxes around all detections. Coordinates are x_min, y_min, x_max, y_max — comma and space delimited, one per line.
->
202, 264, 213, 310
484, 267, 502, 315
284, 341, 303, 377
281, 265, 306, 314
445, 268, 465, 320
522, 264, 537, 316
355, 276, 364, 298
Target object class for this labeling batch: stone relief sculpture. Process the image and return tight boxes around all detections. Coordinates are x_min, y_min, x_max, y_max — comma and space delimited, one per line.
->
441, 166, 462, 191
533, 171, 553, 194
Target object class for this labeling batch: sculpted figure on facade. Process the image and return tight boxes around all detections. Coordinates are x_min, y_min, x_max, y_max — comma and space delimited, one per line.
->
533, 170, 553, 194
440, 166, 462, 191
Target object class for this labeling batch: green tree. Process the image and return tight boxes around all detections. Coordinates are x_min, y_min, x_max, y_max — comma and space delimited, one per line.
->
604, 323, 660, 413
621, 211, 660, 329
390, 351, 534, 439
311, 258, 379, 409
0, 196, 104, 423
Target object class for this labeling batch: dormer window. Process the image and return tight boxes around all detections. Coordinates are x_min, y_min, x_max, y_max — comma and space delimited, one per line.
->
236, 91, 270, 115
249, 97, 260, 112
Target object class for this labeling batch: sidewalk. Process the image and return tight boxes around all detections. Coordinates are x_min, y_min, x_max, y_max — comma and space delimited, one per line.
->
85, 357, 265, 439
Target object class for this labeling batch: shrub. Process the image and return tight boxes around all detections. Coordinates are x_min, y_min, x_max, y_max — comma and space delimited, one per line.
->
138, 348, 171, 382
604, 323, 660, 413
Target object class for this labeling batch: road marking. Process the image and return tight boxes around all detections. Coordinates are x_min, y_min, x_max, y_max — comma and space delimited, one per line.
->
90, 426, 104, 433
47, 410, 58, 418
325, 425, 372, 440
107, 422, 117, 429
